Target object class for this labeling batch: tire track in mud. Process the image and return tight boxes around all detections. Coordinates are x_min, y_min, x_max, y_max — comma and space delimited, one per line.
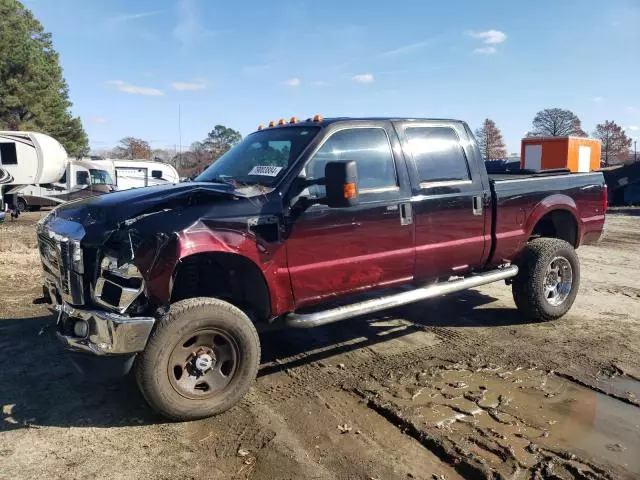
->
353, 365, 620, 480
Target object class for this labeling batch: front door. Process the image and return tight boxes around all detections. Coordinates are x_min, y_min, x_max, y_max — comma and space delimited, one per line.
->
395, 122, 489, 281
285, 123, 415, 308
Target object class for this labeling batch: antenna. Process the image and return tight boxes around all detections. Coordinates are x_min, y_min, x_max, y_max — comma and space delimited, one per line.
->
178, 104, 182, 158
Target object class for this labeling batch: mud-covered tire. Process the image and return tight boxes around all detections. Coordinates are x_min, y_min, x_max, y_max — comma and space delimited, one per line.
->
135, 297, 260, 421
512, 238, 580, 322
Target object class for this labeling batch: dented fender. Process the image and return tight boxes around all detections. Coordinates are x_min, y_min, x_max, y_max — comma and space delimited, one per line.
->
131, 218, 294, 318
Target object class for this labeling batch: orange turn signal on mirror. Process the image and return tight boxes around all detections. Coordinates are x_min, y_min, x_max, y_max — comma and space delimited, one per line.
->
343, 182, 357, 199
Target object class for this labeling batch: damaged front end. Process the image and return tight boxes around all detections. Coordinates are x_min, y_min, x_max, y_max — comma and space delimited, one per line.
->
37, 183, 245, 376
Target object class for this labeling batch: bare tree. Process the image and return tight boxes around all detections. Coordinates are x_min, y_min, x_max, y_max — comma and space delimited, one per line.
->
527, 108, 587, 137
113, 137, 151, 159
593, 121, 632, 166
475, 118, 508, 160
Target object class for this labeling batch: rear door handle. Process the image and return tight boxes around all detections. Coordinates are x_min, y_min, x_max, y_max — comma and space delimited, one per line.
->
472, 195, 483, 216
400, 202, 412, 225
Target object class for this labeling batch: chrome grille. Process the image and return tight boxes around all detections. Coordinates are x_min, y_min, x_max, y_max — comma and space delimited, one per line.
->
38, 232, 75, 298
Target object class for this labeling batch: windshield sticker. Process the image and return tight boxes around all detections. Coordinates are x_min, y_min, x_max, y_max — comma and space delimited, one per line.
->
248, 165, 283, 177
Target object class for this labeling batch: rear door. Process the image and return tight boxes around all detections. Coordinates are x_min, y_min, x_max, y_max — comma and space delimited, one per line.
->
285, 122, 415, 307
394, 121, 489, 280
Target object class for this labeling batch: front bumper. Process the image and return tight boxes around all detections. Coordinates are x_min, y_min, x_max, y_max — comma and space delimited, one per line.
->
54, 302, 155, 356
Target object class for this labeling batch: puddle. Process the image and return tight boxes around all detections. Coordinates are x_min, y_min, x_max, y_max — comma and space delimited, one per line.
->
596, 374, 640, 402
366, 364, 640, 478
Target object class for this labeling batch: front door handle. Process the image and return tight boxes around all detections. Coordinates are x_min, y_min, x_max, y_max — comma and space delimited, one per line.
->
472, 195, 483, 216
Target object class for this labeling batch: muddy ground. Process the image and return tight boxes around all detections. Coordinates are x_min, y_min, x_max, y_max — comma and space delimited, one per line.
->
1, 210, 639, 479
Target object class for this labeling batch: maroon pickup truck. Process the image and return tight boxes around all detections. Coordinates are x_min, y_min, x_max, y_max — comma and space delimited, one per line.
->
37, 116, 607, 419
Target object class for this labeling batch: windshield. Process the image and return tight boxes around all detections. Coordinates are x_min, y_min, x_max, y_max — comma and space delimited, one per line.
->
90, 169, 114, 185
196, 126, 320, 187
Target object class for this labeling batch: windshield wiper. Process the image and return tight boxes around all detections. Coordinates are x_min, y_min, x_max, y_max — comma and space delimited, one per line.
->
205, 176, 237, 188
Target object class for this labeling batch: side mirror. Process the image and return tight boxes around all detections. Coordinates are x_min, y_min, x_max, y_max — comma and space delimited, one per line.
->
325, 160, 359, 208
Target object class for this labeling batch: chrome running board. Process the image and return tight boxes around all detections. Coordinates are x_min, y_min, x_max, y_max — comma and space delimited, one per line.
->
285, 265, 518, 328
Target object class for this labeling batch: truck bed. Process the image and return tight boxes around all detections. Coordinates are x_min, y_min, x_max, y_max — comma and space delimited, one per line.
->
488, 170, 606, 266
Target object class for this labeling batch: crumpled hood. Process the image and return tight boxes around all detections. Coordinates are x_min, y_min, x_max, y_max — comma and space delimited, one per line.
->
50, 182, 238, 229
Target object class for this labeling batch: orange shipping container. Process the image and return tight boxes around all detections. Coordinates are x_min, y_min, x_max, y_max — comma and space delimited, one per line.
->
520, 137, 601, 173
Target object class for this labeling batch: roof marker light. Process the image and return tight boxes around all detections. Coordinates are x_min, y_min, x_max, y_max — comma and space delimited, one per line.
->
312, 113, 323, 122
289, 116, 298, 124
268, 120, 275, 127
257, 125, 263, 130
277, 118, 286, 126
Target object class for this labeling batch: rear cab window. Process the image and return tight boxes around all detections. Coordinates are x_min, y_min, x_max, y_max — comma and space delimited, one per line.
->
404, 126, 471, 186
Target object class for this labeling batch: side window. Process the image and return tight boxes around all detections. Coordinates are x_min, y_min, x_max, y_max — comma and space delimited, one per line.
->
76, 170, 89, 185
405, 127, 470, 184
304, 128, 396, 198
0, 143, 18, 165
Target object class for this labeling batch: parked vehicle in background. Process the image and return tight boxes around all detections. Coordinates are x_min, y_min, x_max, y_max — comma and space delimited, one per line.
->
38, 116, 607, 420
8, 158, 115, 211
0, 131, 67, 211
92, 159, 179, 190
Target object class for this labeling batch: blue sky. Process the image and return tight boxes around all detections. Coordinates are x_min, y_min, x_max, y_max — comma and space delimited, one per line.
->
24, 0, 640, 154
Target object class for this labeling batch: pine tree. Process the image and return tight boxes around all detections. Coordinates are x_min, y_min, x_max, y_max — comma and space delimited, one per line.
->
0, 0, 88, 156
475, 119, 507, 160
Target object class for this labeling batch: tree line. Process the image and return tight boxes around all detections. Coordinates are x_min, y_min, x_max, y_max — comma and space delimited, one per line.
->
476, 108, 634, 166
101, 125, 243, 177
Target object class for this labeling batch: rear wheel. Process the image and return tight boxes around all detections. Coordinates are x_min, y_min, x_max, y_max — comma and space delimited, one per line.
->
135, 297, 260, 420
16, 198, 27, 212
512, 238, 580, 322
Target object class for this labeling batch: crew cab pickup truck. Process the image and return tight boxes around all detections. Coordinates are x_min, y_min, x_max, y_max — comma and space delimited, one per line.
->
37, 116, 607, 419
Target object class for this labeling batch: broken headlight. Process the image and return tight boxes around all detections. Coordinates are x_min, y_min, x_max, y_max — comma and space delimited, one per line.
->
93, 255, 144, 313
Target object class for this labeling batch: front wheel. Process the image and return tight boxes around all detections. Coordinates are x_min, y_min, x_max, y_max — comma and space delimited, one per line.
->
512, 238, 580, 322
135, 298, 260, 420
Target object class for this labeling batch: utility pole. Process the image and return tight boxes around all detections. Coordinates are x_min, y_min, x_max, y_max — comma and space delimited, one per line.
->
635, 140, 637, 163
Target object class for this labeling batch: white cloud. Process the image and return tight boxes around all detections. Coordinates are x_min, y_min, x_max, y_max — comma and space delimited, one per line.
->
311, 80, 327, 87
380, 39, 433, 57
173, 0, 212, 47
88, 116, 107, 124
473, 46, 497, 55
106, 80, 164, 96
592, 96, 603, 102
111, 10, 164, 22
283, 77, 301, 87
171, 79, 207, 91
351, 73, 374, 83
468, 29, 507, 44
628, 125, 639, 131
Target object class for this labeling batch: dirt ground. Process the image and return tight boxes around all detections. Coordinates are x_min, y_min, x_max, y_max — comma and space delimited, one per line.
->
1, 210, 639, 480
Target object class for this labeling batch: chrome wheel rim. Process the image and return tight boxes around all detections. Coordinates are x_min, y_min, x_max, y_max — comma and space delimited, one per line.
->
544, 257, 573, 306
168, 328, 239, 400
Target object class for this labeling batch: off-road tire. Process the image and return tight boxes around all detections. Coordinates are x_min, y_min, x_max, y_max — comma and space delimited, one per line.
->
512, 238, 580, 322
135, 297, 260, 421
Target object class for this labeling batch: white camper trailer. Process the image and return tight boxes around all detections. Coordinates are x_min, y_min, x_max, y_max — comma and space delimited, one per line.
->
9, 158, 115, 211
93, 159, 179, 190
0, 131, 68, 211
